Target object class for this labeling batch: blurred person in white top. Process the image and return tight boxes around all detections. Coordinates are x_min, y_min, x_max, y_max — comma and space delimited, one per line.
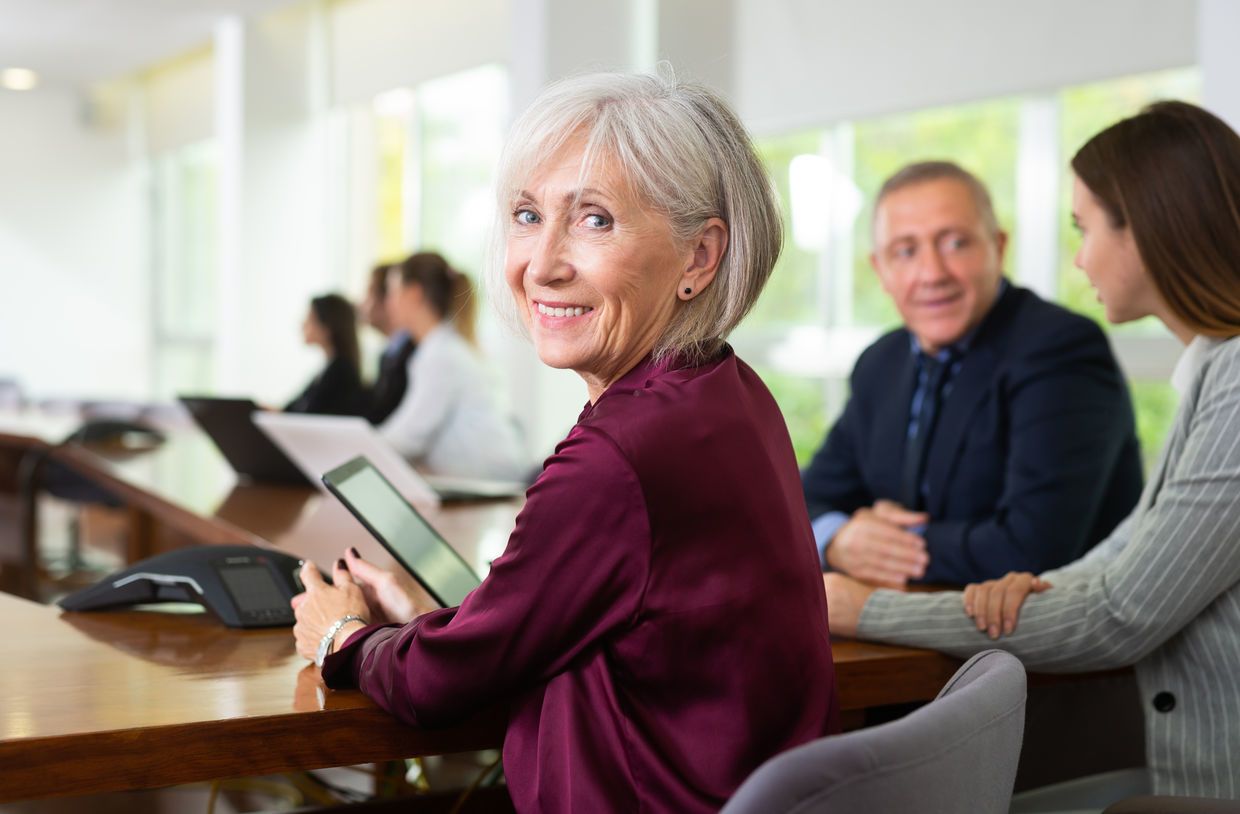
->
378, 252, 528, 482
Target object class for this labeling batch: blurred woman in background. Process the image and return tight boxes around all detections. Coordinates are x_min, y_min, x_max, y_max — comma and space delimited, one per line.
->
285, 293, 367, 416
378, 252, 527, 481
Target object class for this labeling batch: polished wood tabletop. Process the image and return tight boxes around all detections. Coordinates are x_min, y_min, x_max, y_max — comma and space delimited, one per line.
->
0, 412, 524, 569
0, 413, 962, 802
0, 592, 506, 803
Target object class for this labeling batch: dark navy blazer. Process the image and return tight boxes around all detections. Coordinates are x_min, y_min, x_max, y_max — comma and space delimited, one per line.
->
802, 283, 1144, 584
366, 334, 416, 425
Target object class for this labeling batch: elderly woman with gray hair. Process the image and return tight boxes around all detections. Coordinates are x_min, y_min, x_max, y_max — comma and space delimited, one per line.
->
292, 71, 840, 813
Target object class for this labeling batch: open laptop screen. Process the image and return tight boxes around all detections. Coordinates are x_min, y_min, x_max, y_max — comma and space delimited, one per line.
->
179, 396, 311, 487
323, 456, 482, 608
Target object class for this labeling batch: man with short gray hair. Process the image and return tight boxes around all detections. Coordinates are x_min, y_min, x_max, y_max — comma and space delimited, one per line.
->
801, 161, 1143, 586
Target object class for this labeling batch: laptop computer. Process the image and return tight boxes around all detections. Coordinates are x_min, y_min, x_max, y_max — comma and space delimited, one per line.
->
323, 456, 482, 608
252, 412, 526, 506
179, 396, 312, 487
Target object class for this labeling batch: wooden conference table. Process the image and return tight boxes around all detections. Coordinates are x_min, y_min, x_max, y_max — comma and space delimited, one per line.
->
0, 412, 961, 803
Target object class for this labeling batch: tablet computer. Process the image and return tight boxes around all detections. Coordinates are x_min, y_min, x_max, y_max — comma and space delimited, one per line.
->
322, 455, 482, 608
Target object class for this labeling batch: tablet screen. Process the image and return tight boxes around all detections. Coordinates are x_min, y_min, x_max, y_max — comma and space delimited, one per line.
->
323, 457, 481, 608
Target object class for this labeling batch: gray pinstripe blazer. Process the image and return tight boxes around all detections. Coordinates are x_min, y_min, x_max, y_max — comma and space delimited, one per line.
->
857, 335, 1240, 799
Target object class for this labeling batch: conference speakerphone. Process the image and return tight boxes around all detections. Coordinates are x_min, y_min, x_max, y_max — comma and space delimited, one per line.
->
58, 544, 315, 628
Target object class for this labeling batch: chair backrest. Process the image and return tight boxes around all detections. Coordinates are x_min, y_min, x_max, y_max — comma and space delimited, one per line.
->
722, 649, 1027, 814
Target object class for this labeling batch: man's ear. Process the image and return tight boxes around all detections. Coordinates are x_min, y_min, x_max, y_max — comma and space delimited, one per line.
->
870, 250, 894, 295
993, 229, 1009, 266
677, 218, 729, 301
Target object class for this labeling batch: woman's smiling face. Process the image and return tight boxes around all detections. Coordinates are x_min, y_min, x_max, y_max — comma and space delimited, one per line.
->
504, 139, 693, 400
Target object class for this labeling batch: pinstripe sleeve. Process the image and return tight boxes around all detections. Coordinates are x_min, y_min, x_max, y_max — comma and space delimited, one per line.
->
858, 343, 1240, 673
1039, 510, 1137, 586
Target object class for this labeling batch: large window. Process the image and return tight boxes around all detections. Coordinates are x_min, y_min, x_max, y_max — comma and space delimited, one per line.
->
151, 140, 218, 399
355, 64, 511, 378
740, 67, 1199, 469
369, 65, 508, 277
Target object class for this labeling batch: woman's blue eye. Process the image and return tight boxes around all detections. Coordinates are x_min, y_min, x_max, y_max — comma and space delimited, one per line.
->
514, 209, 540, 225
583, 214, 611, 228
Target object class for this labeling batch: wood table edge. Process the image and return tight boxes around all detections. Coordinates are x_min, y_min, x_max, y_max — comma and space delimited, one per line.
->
0, 703, 506, 803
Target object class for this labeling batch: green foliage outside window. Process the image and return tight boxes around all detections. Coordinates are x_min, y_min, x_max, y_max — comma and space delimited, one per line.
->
751, 365, 831, 467
1130, 380, 1181, 472
748, 130, 825, 330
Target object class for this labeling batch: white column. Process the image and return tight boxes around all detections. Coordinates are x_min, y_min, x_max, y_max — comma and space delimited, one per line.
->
306, 0, 333, 288
1199, 0, 1240, 131
632, 0, 659, 74
234, 3, 338, 404
213, 16, 246, 392
1014, 95, 1061, 300
656, 0, 734, 98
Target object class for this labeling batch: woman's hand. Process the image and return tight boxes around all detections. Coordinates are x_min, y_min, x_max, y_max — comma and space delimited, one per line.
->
961, 572, 1052, 639
340, 546, 439, 624
823, 572, 877, 638
292, 558, 373, 662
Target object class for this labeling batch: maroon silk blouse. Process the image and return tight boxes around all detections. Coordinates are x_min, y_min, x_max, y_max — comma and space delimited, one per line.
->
323, 348, 840, 812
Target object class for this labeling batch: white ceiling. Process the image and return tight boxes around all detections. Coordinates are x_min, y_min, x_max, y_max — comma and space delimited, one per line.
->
0, 0, 299, 90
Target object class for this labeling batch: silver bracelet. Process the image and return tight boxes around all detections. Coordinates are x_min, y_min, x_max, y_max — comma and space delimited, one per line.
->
315, 614, 368, 668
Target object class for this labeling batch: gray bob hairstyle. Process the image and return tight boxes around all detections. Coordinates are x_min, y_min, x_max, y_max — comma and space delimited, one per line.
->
490, 70, 783, 362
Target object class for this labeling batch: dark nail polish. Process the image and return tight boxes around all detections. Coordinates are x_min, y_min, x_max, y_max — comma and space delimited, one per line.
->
337, 558, 347, 570
349, 547, 360, 558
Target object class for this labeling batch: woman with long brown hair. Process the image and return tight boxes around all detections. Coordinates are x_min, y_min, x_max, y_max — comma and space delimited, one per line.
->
826, 101, 1240, 806
285, 293, 367, 416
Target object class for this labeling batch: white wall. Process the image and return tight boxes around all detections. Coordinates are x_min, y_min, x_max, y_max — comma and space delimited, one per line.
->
145, 48, 215, 153
657, 0, 735, 97
1200, 0, 1240, 130
329, 0, 510, 106
0, 90, 148, 400
230, 4, 337, 404
736, 0, 1198, 133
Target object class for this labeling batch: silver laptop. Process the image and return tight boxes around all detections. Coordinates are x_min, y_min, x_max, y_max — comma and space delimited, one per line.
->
252, 412, 525, 506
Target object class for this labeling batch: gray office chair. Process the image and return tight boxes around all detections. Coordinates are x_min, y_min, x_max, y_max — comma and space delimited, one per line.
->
722, 649, 1027, 814
1104, 798, 1240, 813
